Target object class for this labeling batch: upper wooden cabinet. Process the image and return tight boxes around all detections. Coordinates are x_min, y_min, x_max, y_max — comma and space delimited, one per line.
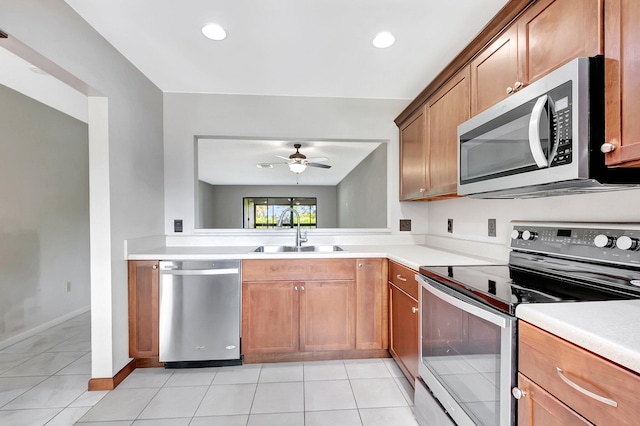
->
604, 0, 640, 167
399, 66, 470, 201
471, 26, 519, 115
426, 66, 470, 198
399, 106, 427, 200
472, 0, 602, 115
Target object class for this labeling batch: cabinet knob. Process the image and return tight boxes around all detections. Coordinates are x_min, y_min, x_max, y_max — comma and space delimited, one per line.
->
511, 387, 526, 400
358, 263, 363, 268
152, 264, 158, 270
419, 188, 426, 193
506, 86, 514, 94
301, 286, 305, 291
514, 81, 523, 90
294, 286, 298, 291
412, 307, 419, 314
600, 142, 617, 153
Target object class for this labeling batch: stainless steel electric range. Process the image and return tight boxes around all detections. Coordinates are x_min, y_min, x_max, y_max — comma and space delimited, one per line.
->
414, 222, 640, 426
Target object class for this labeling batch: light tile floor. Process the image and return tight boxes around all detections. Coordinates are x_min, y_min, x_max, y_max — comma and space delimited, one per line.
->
0, 313, 418, 425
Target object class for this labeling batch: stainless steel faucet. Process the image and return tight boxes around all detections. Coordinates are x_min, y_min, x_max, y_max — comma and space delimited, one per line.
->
277, 207, 308, 247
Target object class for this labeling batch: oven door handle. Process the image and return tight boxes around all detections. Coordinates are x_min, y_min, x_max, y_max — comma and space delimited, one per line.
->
417, 275, 509, 328
528, 94, 550, 168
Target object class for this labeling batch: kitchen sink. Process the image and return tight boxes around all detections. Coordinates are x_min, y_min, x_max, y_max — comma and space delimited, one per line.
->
252, 245, 345, 253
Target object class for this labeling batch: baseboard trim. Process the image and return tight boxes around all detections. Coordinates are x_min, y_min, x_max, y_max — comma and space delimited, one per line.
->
243, 349, 390, 364
88, 359, 136, 391
0, 306, 90, 351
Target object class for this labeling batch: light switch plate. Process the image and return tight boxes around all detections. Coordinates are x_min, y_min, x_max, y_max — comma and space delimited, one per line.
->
447, 219, 453, 233
174, 219, 183, 233
400, 219, 411, 232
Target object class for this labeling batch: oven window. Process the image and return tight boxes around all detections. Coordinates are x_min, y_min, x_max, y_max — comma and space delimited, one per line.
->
422, 285, 502, 425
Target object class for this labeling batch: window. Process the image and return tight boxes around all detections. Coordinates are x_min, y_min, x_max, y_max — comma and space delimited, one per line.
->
243, 197, 317, 229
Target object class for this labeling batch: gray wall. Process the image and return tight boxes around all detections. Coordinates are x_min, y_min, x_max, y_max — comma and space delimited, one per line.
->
337, 144, 387, 228
198, 183, 337, 228
0, 0, 165, 377
0, 83, 89, 341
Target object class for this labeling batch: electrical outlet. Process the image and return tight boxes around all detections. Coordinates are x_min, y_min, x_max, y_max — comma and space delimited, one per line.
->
447, 218, 453, 233
399, 219, 411, 232
488, 218, 497, 237
174, 219, 183, 233
66, 281, 71, 292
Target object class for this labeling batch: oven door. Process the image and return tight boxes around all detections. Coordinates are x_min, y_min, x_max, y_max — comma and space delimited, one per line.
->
416, 274, 517, 426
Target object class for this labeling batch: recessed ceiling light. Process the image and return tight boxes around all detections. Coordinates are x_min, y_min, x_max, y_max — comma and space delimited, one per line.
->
202, 23, 227, 41
372, 32, 395, 49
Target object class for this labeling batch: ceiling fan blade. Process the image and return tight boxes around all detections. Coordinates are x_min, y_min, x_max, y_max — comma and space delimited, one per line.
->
307, 162, 332, 169
306, 157, 328, 162
274, 155, 291, 161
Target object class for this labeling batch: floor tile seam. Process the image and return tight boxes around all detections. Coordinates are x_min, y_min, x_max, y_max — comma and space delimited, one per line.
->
124, 386, 164, 422
345, 377, 365, 426
0, 353, 39, 373
0, 375, 50, 409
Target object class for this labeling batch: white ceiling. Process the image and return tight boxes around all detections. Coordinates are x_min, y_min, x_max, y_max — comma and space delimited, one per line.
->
198, 139, 382, 186
63, 0, 510, 99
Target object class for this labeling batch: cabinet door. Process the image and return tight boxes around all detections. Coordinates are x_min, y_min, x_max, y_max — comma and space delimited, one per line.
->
299, 280, 355, 352
604, 0, 640, 166
471, 26, 519, 115
389, 284, 419, 382
426, 66, 470, 197
517, 373, 593, 426
128, 260, 159, 358
517, 0, 602, 85
355, 258, 388, 350
242, 281, 299, 354
399, 106, 427, 200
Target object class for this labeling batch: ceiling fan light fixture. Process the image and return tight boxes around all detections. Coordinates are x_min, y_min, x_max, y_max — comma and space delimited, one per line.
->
289, 163, 307, 174
202, 23, 227, 41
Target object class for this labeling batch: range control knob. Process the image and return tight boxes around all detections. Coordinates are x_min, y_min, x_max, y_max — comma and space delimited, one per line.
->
616, 236, 639, 251
522, 230, 538, 241
594, 234, 616, 248
511, 230, 523, 240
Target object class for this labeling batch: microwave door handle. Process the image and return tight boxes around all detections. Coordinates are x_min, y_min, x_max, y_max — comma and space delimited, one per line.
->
528, 94, 550, 168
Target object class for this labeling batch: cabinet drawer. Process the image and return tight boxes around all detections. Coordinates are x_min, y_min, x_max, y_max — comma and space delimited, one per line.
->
388, 261, 418, 300
519, 321, 640, 425
243, 259, 355, 282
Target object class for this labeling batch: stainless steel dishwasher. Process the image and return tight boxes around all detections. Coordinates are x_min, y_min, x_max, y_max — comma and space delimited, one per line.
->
159, 260, 242, 368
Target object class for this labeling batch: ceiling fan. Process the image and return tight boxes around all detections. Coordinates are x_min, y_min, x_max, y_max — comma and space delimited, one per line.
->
258, 143, 332, 174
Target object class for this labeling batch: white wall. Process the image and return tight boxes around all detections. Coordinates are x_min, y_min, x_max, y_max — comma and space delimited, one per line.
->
0, 0, 165, 378
427, 189, 640, 246
164, 93, 429, 237
0, 84, 89, 343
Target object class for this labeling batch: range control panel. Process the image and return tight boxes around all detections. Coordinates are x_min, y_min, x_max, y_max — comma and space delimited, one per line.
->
510, 222, 640, 266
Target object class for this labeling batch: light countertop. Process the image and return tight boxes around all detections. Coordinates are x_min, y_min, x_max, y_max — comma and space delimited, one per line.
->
128, 244, 501, 270
517, 300, 640, 375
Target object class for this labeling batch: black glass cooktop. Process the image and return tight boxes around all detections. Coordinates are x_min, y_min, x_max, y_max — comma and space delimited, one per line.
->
419, 251, 640, 315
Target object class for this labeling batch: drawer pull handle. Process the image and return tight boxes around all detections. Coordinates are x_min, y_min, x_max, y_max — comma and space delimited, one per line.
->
396, 274, 407, 282
556, 367, 618, 407
412, 307, 419, 314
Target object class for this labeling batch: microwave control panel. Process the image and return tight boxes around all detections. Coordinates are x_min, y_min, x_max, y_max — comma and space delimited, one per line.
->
549, 81, 573, 167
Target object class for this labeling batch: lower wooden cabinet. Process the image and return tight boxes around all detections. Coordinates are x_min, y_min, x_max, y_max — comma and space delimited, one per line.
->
388, 261, 419, 383
389, 283, 419, 382
241, 258, 387, 362
517, 321, 640, 425
128, 260, 160, 360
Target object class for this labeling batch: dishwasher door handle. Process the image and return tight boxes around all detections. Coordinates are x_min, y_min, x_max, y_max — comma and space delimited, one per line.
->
160, 268, 239, 276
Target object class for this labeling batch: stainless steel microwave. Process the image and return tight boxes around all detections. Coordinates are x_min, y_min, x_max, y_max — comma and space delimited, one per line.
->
457, 57, 640, 198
